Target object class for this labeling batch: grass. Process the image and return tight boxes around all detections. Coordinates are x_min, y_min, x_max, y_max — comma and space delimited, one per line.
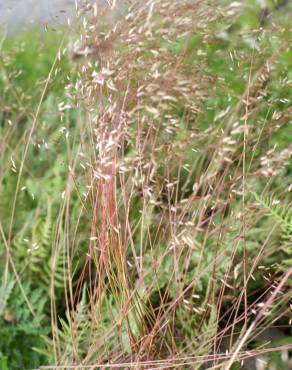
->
0, 0, 291, 369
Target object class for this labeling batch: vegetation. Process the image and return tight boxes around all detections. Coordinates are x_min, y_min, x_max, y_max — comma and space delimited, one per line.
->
0, 0, 291, 369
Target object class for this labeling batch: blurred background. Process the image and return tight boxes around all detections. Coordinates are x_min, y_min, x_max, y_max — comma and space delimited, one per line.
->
0, 0, 75, 31
0, 0, 108, 32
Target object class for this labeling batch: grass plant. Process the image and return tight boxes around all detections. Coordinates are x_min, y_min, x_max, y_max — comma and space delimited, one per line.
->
0, 0, 291, 369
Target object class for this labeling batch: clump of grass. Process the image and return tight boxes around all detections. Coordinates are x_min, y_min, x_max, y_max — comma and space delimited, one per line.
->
0, 0, 291, 369
45, 0, 291, 368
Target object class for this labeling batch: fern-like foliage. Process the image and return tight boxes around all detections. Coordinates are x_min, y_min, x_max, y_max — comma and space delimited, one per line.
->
13, 199, 66, 292
0, 279, 15, 317
46, 284, 92, 366
0, 274, 50, 369
252, 192, 292, 270
253, 192, 292, 235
